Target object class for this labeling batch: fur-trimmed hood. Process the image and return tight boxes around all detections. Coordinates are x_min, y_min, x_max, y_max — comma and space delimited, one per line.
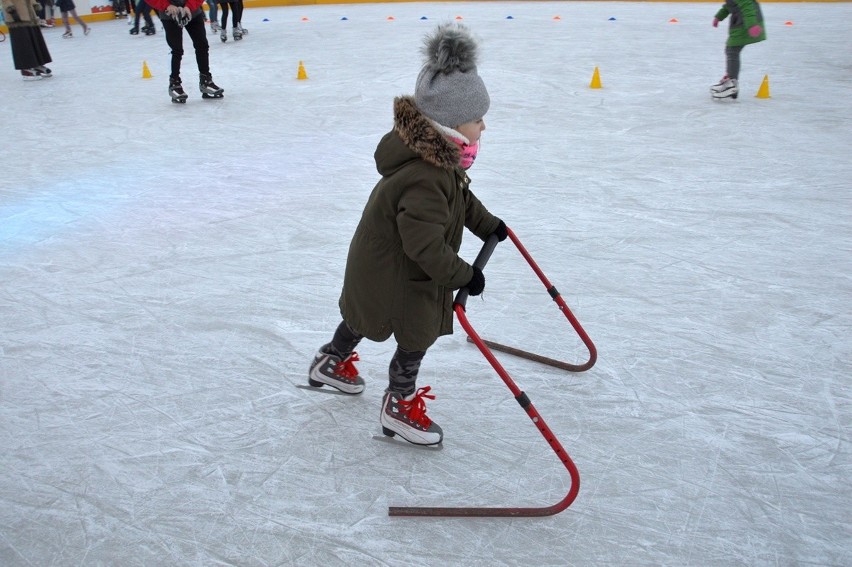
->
375, 96, 460, 174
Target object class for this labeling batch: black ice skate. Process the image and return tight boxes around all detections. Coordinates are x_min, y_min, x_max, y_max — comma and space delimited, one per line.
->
129, 25, 139, 35
169, 77, 188, 104
199, 74, 224, 99
20, 68, 44, 80
142, 25, 155, 35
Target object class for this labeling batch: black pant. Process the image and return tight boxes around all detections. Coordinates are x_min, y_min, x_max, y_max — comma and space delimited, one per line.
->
133, 0, 153, 28
220, 0, 242, 29
161, 12, 209, 80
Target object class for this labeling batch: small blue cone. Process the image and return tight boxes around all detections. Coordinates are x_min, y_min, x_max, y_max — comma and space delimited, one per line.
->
420, 16, 428, 20
609, 16, 616, 21
262, 18, 269, 22
341, 16, 348, 20
506, 15, 513, 19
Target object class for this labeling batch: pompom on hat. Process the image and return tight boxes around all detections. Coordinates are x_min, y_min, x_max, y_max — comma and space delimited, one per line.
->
414, 23, 490, 128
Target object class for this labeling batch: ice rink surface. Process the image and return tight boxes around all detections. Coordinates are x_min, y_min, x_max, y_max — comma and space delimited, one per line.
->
1, 2, 850, 565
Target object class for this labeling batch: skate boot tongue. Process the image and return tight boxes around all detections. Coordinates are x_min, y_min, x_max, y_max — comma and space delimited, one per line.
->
400, 386, 436, 427
335, 352, 360, 379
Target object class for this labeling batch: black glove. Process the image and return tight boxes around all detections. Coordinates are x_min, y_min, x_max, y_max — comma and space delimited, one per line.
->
493, 219, 508, 242
467, 266, 485, 296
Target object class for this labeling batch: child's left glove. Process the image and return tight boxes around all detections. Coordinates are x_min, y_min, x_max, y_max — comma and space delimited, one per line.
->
748, 25, 762, 37
467, 267, 485, 296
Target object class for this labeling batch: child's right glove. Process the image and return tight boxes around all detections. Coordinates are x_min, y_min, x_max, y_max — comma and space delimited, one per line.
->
493, 219, 508, 242
467, 267, 485, 296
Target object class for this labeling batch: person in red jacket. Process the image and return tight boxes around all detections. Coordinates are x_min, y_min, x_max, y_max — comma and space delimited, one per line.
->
146, 0, 224, 103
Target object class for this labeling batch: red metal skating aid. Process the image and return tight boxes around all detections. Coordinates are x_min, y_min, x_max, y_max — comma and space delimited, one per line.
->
389, 226, 596, 517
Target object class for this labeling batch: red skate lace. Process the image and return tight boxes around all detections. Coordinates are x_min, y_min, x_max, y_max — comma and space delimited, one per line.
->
334, 352, 360, 382
399, 386, 435, 428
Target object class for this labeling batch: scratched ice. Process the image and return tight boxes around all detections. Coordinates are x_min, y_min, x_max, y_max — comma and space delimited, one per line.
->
1, 2, 850, 565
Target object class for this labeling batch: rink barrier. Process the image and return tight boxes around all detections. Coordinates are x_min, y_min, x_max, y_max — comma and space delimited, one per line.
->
2, 0, 847, 34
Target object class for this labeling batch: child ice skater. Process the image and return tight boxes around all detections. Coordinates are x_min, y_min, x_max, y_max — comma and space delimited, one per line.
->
146, 0, 224, 103
308, 23, 507, 446
710, 0, 766, 99
55, 0, 89, 38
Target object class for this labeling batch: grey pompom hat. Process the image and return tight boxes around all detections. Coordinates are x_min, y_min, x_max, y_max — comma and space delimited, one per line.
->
414, 23, 490, 128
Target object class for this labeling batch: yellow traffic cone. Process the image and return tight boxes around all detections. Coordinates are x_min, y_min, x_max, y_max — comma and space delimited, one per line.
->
589, 66, 602, 89
297, 61, 308, 80
755, 74, 771, 99
142, 60, 152, 79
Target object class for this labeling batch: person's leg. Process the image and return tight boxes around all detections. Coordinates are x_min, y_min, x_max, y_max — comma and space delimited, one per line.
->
233, 0, 242, 26
161, 18, 184, 80
142, 1, 154, 27
45, 0, 55, 25
219, 1, 229, 30
185, 14, 210, 75
380, 346, 443, 445
69, 9, 88, 32
130, 0, 142, 30
387, 347, 425, 396
725, 45, 743, 80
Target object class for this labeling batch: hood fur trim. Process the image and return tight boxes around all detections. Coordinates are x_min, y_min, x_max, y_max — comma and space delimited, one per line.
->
393, 96, 460, 170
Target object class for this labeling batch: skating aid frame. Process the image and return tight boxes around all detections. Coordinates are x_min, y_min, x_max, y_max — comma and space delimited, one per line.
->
473, 227, 597, 372
389, 227, 595, 517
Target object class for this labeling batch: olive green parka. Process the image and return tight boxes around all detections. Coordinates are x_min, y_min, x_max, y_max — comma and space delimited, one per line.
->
338, 96, 501, 352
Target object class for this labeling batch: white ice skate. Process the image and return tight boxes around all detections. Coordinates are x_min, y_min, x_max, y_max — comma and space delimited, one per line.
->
308, 350, 365, 394
380, 387, 443, 446
711, 76, 738, 100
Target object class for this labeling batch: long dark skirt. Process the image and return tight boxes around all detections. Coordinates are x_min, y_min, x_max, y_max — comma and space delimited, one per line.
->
9, 26, 53, 70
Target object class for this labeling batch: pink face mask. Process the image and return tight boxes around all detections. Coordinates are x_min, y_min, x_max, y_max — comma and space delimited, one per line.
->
456, 139, 479, 170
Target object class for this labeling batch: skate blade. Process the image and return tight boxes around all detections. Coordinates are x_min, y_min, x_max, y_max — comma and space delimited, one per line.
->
201, 93, 224, 99
295, 384, 354, 396
371, 434, 444, 450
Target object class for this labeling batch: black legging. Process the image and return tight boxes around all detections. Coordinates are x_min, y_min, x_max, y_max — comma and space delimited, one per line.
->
219, 0, 243, 30
161, 12, 209, 80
